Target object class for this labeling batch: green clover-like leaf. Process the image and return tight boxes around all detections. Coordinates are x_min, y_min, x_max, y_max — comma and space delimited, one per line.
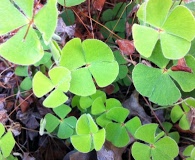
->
92, 98, 123, 127
79, 90, 106, 110
34, 0, 58, 45
60, 38, 119, 96
133, 0, 195, 59
44, 105, 77, 139
132, 124, 179, 160
0, 0, 58, 65
0, 124, 15, 158
132, 63, 181, 106
33, 67, 71, 108
71, 114, 105, 153
171, 99, 192, 130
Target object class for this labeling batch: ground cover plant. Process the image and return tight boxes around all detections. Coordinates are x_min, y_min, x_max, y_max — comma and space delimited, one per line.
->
0, 0, 195, 159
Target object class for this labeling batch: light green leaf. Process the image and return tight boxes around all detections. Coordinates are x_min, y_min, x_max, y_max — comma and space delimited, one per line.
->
49, 67, 71, 92
106, 107, 129, 123
76, 114, 98, 135
93, 129, 106, 151
0, 132, 15, 158
49, 40, 61, 64
154, 131, 165, 142
0, 124, 5, 138
134, 124, 158, 144
160, 32, 191, 59
146, 41, 169, 68
45, 113, 60, 132
106, 123, 130, 147
79, 90, 106, 110
153, 136, 179, 159
13, 0, 34, 18
171, 105, 184, 123
88, 61, 119, 87
71, 134, 92, 153
143, 0, 172, 27
96, 113, 112, 127
106, 98, 122, 109
70, 68, 95, 96
162, 6, 195, 41
34, 52, 52, 66
132, 64, 181, 105
60, 38, 85, 70
91, 97, 106, 115
191, 148, 195, 159
132, 142, 151, 160
43, 89, 68, 108
125, 117, 141, 136
132, 24, 159, 58
60, 38, 119, 96
71, 114, 105, 153
32, 71, 54, 97
0, 0, 28, 35
134, 0, 195, 60
58, 0, 86, 7
83, 39, 115, 62
58, 117, 77, 139
0, 26, 44, 65
179, 114, 190, 130
15, 66, 29, 77
183, 145, 194, 157
34, 0, 58, 44
169, 55, 195, 92
80, 96, 94, 109
53, 104, 71, 119
20, 77, 32, 90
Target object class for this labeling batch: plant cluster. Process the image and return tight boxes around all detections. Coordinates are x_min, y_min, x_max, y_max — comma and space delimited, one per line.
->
0, 0, 195, 159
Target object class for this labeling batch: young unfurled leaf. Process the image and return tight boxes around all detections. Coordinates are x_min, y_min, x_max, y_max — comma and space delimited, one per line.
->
71, 114, 105, 153
171, 98, 195, 131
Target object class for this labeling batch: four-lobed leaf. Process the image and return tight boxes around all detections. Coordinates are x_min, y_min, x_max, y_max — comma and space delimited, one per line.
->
60, 38, 119, 96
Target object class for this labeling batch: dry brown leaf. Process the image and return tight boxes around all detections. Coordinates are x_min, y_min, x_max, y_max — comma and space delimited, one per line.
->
19, 96, 30, 113
0, 109, 8, 124
93, 0, 106, 11
171, 58, 192, 73
116, 39, 135, 56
